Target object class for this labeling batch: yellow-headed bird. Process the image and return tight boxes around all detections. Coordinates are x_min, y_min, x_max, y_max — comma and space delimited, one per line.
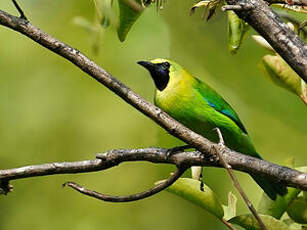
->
138, 58, 287, 200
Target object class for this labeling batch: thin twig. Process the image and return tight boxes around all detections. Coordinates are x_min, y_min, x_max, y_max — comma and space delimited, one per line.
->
221, 218, 238, 230
63, 166, 187, 202
214, 128, 268, 230
11, 0, 27, 20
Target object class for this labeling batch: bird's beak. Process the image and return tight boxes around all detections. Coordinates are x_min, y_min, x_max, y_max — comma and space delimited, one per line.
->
137, 61, 157, 72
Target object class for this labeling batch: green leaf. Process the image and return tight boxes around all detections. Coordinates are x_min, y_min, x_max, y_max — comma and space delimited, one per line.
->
222, 191, 238, 221
259, 54, 307, 105
190, 0, 211, 14
160, 178, 224, 219
287, 197, 307, 224
227, 10, 249, 54
282, 218, 303, 230
229, 214, 290, 230
272, 6, 307, 22
258, 187, 301, 219
190, 0, 222, 21
258, 167, 307, 219
286, 166, 307, 224
117, 0, 145, 42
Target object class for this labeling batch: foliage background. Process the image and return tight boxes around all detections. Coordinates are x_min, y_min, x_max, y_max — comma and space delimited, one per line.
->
0, 0, 306, 229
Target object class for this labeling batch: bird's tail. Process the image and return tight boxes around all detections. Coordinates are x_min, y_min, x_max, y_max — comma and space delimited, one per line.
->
250, 174, 288, 200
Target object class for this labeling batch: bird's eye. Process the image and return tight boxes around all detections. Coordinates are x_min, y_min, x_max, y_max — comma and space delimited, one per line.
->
162, 62, 170, 68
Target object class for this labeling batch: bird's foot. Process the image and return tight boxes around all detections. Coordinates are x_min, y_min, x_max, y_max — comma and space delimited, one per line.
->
166, 144, 193, 158
207, 127, 226, 163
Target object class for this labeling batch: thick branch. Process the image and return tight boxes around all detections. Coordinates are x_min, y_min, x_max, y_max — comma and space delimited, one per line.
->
0, 10, 306, 193
1, 148, 307, 191
226, 0, 307, 81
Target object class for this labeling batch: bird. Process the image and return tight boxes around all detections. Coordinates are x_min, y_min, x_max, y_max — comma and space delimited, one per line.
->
137, 58, 287, 200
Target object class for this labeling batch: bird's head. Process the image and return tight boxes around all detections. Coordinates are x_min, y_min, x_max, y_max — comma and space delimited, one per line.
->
137, 58, 181, 91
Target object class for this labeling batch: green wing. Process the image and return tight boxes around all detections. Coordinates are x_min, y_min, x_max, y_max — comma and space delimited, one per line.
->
194, 78, 248, 134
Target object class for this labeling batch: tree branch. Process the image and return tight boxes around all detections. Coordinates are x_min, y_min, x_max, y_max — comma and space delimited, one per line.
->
63, 165, 187, 202
0, 148, 307, 191
225, 0, 307, 81
0, 8, 306, 197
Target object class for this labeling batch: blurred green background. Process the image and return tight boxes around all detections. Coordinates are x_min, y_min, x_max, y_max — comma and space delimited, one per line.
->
0, 1, 306, 229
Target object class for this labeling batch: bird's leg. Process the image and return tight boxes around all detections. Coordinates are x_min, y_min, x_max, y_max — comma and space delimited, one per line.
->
166, 144, 193, 158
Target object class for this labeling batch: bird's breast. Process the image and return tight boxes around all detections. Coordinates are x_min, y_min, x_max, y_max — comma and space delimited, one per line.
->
154, 87, 216, 139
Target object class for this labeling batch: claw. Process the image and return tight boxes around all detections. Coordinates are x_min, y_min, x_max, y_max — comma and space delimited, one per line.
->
213, 127, 225, 145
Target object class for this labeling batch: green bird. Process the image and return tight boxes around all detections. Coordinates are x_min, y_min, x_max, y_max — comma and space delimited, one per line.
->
138, 58, 287, 200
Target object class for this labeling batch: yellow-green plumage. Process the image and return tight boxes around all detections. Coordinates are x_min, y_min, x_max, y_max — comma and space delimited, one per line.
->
138, 58, 287, 200
154, 59, 256, 157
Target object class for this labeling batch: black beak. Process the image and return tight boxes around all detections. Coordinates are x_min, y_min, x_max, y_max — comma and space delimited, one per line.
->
137, 61, 157, 72
137, 60, 170, 91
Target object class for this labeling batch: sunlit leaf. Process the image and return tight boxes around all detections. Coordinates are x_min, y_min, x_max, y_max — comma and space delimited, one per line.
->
117, 0, 145, 42
190, 0, 222, 21
259, 54, 307, 105
191, 166, 202, 180
222, 192, 237, 221
227, 10, 250, 54
282, 218, 302, 230
229, 214, 290, 230
252, 35, 274, 52
190, 1, 211, 14
158, 178, 224, 219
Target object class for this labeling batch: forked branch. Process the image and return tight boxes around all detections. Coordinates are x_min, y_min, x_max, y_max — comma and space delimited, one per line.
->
0, 1, 307, 206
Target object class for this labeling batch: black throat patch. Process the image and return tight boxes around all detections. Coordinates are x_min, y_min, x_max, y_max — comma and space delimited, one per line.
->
150, 62, 170, 91
138, 61, 170, 91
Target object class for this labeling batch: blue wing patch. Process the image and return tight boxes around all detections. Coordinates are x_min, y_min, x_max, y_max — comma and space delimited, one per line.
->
203, 97, 248, 134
